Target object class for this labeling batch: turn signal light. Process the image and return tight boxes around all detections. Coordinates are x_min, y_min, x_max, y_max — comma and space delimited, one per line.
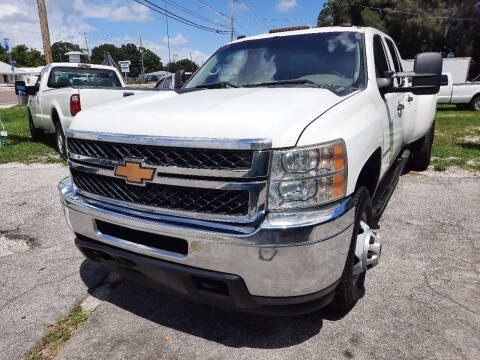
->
70, 94, 81, 116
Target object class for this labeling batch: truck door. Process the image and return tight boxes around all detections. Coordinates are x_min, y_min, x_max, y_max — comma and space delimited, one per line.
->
29, 67, 46, 124
383, 37, 407, 156
437, 74, 452, 103
373, 35, 402, 170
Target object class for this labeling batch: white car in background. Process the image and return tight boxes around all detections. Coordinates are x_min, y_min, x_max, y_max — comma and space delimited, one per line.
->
154, 71, 193, 89
18, 63, 151, 156
437, 72, 480, 110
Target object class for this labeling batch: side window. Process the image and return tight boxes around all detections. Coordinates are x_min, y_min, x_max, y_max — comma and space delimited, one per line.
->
373, 35, 390, 78
163, 77, 172, 89
35, 67, 46, 90
440, 75, 449, 86
384, 38, 404, 86
385, 39, 403, 72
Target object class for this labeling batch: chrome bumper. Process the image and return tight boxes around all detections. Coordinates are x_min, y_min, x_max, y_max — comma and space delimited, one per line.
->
59, 176, 354, 298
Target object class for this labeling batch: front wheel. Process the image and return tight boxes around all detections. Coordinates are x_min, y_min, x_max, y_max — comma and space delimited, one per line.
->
55, 123, 66, 157
328, 187, 372, 313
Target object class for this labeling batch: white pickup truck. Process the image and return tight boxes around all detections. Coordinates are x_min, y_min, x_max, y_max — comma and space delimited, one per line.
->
17, 63, 149, 156
437, 72, 480, 110
59, 26, 441, 315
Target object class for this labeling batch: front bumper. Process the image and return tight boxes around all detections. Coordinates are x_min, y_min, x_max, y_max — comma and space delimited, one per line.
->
59, 176, 354, 303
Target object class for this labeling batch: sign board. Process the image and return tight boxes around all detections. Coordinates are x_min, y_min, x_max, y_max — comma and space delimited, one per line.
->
69, 54, 81, 63
118, 61, 131, 73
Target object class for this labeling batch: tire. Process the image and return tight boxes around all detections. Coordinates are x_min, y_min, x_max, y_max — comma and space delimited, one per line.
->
28, 110, 44, 140
328, 187, 372, 313
471, 95, 480, 111
55, 122, 66, 157
409, 122, 435, 171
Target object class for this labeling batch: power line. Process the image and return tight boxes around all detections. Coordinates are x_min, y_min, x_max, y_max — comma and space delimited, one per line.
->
243, 0, 272, 29
239, 2, 267, 32
131, 0, 230, 33
163, 0, 229, 28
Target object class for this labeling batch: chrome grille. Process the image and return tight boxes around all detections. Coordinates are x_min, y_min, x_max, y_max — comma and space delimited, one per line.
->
68, 138, 253, 170
71, 169, 250, 216
66, 131, 271, 222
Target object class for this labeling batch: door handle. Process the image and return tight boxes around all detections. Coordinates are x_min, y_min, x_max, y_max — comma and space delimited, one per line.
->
123, 92, 134, 97
407, 96, 413, 102
397, 103, 405, 111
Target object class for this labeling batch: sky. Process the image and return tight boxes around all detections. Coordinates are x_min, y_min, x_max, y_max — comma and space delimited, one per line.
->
0, 0, 327, 65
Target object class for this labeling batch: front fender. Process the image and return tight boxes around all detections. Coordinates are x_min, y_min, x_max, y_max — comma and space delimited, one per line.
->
296, 89, 383, 196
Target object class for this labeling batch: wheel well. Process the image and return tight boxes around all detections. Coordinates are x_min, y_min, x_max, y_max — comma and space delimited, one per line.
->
51, 108, 60, 126
355, 148, 381, 197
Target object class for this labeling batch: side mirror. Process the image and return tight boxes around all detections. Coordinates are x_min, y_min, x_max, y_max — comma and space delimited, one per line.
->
411, 52, 442, 95
15, 80, 26, 95
383, 53, 443, 96
174, 69, 186, 88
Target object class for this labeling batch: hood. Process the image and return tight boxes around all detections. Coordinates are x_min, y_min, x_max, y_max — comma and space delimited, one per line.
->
70, 87, 348, 148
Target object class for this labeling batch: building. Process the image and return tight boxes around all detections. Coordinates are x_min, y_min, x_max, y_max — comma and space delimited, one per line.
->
0, 60, 26, 85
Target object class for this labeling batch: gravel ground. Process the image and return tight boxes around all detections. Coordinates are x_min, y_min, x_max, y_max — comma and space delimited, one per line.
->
0, 163, 479, 360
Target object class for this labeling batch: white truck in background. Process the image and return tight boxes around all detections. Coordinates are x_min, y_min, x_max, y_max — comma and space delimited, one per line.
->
16, 63, 151, 156
59, 26, 442, 315
437, 72, 480, 110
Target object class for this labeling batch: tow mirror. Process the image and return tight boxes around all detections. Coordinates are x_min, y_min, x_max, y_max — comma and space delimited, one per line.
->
384, 53, 443, 95
174, 69, 186, 88
15, 80, 26, 95
411, 52, 442, 95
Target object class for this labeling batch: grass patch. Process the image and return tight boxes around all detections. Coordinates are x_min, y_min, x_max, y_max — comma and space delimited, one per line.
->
0, 105, 64, 164
23, 305, 91, 360
432, 106, 480, 171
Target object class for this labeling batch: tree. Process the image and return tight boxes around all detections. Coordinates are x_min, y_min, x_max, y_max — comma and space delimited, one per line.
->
0, 45, 8, 64
141, 48, 163, 74
166, 59, 199, 72
90, 43, 164, 77
2, 45, 45, 67
51, 41, 81, 62
317, 0, 480, 77
318, 0, 447, 57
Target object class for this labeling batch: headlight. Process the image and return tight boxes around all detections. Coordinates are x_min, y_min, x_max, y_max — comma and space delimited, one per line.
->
268, 140, 347, 211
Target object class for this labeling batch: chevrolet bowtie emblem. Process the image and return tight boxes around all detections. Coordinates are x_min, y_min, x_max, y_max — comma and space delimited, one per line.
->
114, 160, 155, 185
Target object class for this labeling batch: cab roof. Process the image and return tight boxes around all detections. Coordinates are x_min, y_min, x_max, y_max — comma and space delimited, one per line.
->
231, 26, 376, 45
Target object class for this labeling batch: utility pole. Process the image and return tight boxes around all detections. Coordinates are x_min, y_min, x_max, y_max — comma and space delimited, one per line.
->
164, 0, 171, 66
139, 36, 145, 79
83, 32, 90, 61
230, 0, 236, 42
36, 0, 53, 63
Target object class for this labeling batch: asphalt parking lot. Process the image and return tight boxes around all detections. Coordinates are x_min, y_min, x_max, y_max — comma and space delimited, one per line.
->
0, 163, 479, 360
0, 87, 19, 108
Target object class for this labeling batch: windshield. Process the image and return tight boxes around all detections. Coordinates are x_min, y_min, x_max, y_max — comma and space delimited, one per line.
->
47, 67, 122, 88
186, 31, 365, 93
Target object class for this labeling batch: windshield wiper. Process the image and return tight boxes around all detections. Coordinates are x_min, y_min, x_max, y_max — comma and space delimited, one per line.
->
243, 79, 321, 88
194, 81, 240, 89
